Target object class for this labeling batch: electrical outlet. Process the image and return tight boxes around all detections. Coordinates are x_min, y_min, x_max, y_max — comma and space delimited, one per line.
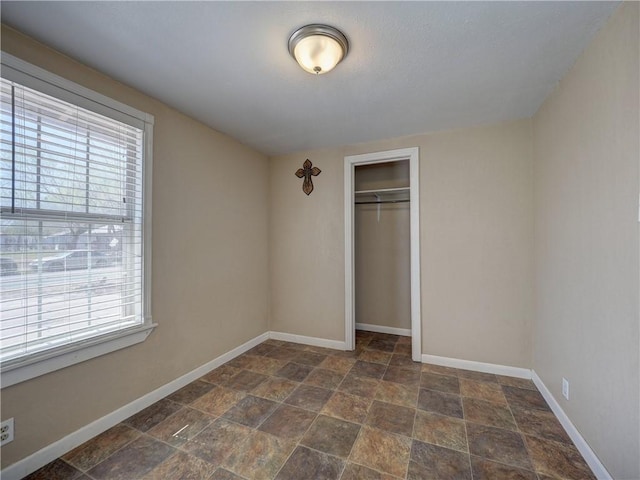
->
562, 378, 569, 400
0, 418, 14, 446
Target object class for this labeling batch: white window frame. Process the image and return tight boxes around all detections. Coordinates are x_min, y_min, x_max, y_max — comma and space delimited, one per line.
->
0, 53, 155, 388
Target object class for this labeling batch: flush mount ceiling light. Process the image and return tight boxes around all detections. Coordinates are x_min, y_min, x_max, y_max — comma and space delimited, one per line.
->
288, 24, 349, 75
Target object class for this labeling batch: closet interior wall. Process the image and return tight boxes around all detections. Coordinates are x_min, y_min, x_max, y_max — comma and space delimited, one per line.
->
354, 160, 411, 333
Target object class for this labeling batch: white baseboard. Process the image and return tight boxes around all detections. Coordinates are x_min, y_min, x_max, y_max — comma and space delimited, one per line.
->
421, 353, 532, 379
531, 371, 612, 480
1, 332, 270, 480
4, 332, 612, 480
355, 323, 411, 337
269, 331, 346, 351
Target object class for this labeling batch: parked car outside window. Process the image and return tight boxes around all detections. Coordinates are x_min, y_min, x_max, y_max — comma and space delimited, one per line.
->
0, 257, 18, 276
29, 250, 112, 272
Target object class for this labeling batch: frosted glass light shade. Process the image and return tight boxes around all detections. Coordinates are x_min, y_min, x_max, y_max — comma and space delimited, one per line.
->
289, 25, 349, 75
293, 35, 344, 74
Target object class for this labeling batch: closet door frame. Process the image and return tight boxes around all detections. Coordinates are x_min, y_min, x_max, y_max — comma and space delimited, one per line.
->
344, 147, 421, 362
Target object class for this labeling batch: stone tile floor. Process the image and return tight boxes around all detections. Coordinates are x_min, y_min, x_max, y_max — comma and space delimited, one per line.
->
25, 331, 595, 480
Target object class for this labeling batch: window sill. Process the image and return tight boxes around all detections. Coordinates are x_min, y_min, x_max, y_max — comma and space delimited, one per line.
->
0, 322, 156, 388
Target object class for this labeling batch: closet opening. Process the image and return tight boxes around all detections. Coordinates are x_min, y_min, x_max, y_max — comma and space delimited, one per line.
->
344, 148, 421, 361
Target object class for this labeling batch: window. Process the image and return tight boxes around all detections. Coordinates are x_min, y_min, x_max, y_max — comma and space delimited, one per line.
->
0, 54, 154, 387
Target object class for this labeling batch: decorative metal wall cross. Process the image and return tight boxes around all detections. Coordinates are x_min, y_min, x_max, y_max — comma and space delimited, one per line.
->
295, 159, 321, 195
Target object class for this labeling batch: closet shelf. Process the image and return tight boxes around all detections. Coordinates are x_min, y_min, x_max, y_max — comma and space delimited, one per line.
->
354, 186, 410, 204
354, 187, 409, 195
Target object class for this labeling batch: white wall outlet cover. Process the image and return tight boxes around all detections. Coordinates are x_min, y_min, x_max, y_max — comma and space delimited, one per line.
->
562, 378, 570, 400
0, 418, 14, 446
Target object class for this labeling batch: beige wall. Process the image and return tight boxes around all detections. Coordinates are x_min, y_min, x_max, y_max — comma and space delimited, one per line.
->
355, 162, 411, 330
270, 119, 534, 367
0, 27, 270, 468
532, 3, 639, 478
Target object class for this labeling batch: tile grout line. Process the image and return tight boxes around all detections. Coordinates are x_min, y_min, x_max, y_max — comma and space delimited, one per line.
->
461, 397, 474, 480
269, 402, 320, 480
60, 424, 142, 478
405, 406, 418, 480
501, 382, 536, 476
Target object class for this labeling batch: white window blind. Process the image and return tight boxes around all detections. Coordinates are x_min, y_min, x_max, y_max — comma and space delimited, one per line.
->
0, 70, 151, 373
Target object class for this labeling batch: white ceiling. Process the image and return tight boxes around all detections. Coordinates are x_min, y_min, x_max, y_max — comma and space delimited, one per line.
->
1, 1, 618, 156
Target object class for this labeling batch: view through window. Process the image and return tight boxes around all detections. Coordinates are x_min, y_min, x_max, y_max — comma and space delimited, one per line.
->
0, 77, 146, 366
